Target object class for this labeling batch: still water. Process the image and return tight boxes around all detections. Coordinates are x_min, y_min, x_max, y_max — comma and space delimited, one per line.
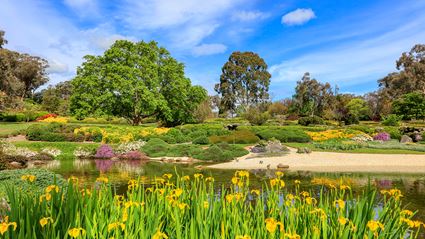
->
39, 158, 425, 225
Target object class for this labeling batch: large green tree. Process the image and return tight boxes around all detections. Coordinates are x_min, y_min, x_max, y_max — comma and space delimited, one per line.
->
215, 51, 271, 115
392, 92, 425, 120
41, 81, 72, 115
70, 40, 207, 126
379, 44, 425, 99
0, 30, 48, 109
292, 72, 335, 117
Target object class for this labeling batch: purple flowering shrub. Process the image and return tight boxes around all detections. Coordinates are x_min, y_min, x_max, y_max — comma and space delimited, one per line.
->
95, 144, 115, 158
373, 132, 391, 141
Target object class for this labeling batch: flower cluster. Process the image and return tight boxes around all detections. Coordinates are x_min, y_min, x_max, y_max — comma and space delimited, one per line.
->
39, 116, 69, 123
373, 132, 391, 141
41, 147, 62, 157
351, 134, 373, 142
306, 130, 360, 141
116, 140, 146, 154
73, 147, 93, 158
95, 144, 115, 159
36, 113, 57, 121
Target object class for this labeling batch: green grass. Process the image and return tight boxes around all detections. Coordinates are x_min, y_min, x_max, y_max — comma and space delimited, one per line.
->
12, 141, 100, 160
0, 122, 41, 137
285, 142, 425, 154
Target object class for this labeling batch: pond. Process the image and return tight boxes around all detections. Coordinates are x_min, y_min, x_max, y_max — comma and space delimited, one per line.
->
35, 158, 425, 225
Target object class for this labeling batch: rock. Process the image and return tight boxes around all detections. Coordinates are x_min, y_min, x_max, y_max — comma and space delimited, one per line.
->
31, 160, 47, 166
9, 161, 23, 168
400, 135, 413, 144
277, 164, 289, 169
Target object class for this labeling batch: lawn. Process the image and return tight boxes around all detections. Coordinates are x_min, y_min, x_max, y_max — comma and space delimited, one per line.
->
285, 142, 425, 154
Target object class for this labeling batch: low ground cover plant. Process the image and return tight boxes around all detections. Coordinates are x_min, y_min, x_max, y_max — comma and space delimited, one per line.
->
0, 171, 423, 238
208, 130, 260, 144
247, 126, 311, 143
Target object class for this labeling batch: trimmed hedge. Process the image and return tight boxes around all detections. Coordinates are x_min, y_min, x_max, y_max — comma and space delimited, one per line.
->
25, 123, 84, 142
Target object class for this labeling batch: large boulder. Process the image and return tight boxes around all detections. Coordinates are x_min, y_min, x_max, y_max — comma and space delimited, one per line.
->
400, 135, 413, 144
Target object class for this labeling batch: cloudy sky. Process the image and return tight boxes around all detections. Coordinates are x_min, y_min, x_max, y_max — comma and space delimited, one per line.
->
1, 0, 425, 99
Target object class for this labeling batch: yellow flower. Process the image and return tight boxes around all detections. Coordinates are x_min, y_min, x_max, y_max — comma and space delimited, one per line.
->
145, 187, 154, 193
338, 217, 348, 225
294, 180, 301, 185
0, 220, 17, 235
152, 230, 168, 239
236, 170, 250, 178
68, 228, 86, 238
96, 176, 109, 183
400, 209, 414, 217
340, 185, 351, 190
21, 174, 36, 182
310, 208, 327, 219
39, 217, 53, 228
45, 185, 59, 193
81, 189, 91, 197
108, 222, 125, 232
231, 177, 239, 185
300, 191, 309, 197
270, 178, 285, 188
226, 194, 234, 203
334, 199, 345, 209
305, 197, 315, 205
203, 201, 209, 209
177, 203, 189, 210
194, 173, 203, 179
235, 235, 251, 239
181, 176, 190, 181
251, 189, 260, 196
128, 179, 138, 190
367, 220, 384, 231
68, 176, 78, 184
284, 232, 301, 239
205, 177, 214, 182
163, 174, 173, 180
275, 171, 284, 178
122, 210, 128, 222
264, 218, 283, 233
380, 189, 403, 200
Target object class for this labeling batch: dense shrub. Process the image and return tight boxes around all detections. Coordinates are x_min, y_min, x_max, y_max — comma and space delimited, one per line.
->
117, 151, 148, 160
26, 124, 84, 142
342, 113, 359, 125
313, 140, 362, 151
381, 114, 402, 126
209, 130, 260, 144
249, 126, 311, 143
159, 128, 190, 144
298, 116, 325, 126
192, 136, 209, 145
348, 125, 375, 135
2, 112, 26, 122
373, 132, 391, 141
194, 143, 248, 162
382, 127, 402, 140
243, 108, 270, 125
1, 111, 48, 122
141, 138, 170, 157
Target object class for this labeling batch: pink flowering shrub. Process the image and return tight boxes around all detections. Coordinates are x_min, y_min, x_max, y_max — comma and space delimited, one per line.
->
95, 144, 115, 158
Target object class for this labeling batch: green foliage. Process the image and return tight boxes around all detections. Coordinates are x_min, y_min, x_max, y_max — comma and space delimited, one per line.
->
381, 127, 402, 140
298, 116, 325, 126
215, 51, 271, 115
160, 128, 190, 144
313, 139, 363, 151
70, 40, 207, 126
0, 168, 64, 197
208, 130, 260, 144
346, 98, 370, 120
243, 107, 270, 125
192, 136, 210, 145
249, 126, 311, 143
381, 114, 402, 126
25, 123, 83, 142
392, 92, 425, 120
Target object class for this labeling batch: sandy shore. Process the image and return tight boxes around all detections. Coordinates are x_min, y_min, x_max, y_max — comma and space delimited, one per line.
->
208, 148, 425, 173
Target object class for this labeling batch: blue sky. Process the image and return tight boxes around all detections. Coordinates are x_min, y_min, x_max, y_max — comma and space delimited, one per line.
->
1, 0, 425, 100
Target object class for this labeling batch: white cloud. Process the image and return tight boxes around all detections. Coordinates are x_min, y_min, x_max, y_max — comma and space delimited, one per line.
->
47, 59, 69, 74
192, 43, 227, 56
281, 8, 315, 26
63, 0, 99, 17
119, 0, 246, 49
270, 15, 425, 89
232, 10, 269, 22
